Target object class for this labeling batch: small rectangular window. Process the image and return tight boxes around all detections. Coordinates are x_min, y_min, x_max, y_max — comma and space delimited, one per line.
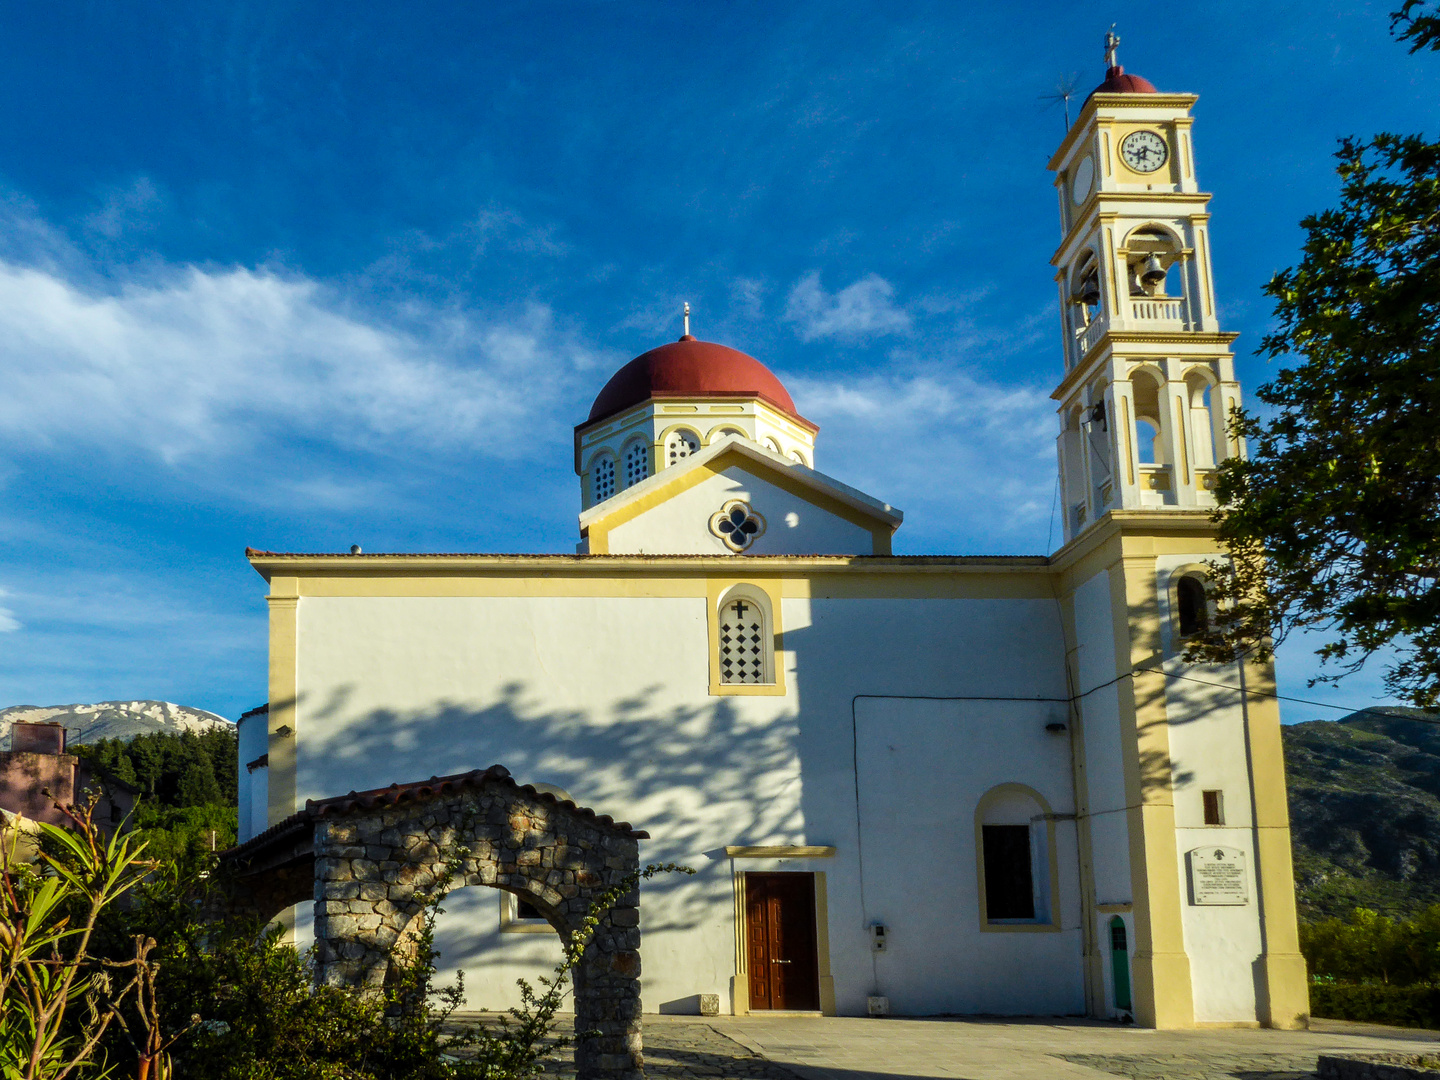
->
982, 824, 1035, 920
1202, 790, 1224, 826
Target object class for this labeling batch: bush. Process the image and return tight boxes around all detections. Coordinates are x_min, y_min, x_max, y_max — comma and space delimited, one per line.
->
1301, 905, 1440, 985
1309, 980, 1440, 1029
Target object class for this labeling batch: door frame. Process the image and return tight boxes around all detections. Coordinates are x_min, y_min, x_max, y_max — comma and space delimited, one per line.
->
728, 851, 836, 1016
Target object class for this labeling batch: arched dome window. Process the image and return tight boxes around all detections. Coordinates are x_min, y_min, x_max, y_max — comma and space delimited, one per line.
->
622, 440, 650, 490
665, 429, 700, 467
591, 454, 616, 503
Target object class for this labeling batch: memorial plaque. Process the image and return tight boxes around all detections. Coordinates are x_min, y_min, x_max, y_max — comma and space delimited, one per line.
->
1188, 846, 1248, 905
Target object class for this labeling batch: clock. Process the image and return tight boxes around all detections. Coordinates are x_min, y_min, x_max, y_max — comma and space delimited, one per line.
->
1121, 130, 1169, 173
1071, 155, 1094, 204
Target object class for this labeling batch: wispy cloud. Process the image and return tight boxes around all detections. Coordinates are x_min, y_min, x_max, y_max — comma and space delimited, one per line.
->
84, 177, 166, 240
0, 256, 609, 478
0, 590, 20, 633
786, 365, 1058, 551
783, 271, 911, 342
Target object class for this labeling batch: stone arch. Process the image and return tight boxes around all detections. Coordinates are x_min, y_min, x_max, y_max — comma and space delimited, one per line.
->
237, 766, 646, 1080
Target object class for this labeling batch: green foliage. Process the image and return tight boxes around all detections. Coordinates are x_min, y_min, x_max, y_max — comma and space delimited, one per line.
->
1185, 15, 1440, 707
65, 792, 692, 1080
1394, 1, 1440, 54
0, 798, 154, 1080
125, 804, 237, 865
1302, 905, 1440, 986
1309, 980, 1440, 1029
73, 730, 237, 809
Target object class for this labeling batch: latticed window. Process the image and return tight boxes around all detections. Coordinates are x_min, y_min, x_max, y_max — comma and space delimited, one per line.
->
666, 429, 700, 467
592, 456, 616, 502
622, 441, 649, 489
719, 597, 767, 684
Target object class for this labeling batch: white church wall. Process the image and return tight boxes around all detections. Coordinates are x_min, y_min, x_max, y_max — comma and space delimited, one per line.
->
1071, 569, 1132, 905
288, 586, 1072, 1016
236, 708, 268, 844
852, 696, 1084, 1017
602, 466, 875, 556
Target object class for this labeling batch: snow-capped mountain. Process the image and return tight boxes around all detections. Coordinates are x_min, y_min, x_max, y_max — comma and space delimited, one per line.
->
0, 700, 232, 748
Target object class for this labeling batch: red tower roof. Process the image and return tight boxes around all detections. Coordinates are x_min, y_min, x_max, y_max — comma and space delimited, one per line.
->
1092, 65, 1158, 95
585, 337, 813, 430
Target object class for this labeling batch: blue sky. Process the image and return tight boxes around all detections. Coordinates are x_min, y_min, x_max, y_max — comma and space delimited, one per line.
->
0, 1, 1435, 723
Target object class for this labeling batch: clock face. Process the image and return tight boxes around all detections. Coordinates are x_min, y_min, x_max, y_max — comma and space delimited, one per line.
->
1121, 130, 1169, 174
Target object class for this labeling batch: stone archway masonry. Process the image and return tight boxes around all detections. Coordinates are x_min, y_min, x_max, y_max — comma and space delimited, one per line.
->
224, 766, 648, 1080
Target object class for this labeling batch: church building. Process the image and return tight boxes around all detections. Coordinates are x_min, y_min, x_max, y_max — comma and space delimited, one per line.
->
235, 46, 1309, 1028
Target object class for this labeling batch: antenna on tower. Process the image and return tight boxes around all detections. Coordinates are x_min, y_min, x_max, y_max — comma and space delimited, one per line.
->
682, 301, 691, 339
1039, 72, 1082, 132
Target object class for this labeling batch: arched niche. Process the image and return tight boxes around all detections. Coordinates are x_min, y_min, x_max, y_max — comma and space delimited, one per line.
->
973, 783, 1060, 931
1183, 367, 1221, 469
1123, 223, 1184, 298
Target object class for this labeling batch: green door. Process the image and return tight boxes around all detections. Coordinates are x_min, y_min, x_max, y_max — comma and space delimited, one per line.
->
1109, 916, 1132, 1012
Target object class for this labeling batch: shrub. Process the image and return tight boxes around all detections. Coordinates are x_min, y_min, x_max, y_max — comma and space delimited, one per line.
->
1309, 981, 1440, 1028
1302, 905, 1440, 985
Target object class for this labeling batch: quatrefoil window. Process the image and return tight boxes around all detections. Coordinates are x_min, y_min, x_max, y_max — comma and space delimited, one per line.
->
709, 499, 766, 552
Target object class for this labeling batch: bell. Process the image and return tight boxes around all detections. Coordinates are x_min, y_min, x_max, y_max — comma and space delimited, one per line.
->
1078, 275, 1100, 307
1140, 254, 1167, 289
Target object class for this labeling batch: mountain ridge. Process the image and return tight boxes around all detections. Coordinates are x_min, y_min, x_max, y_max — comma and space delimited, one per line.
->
0, 700, 232, 749
1283, 707, 1440, 920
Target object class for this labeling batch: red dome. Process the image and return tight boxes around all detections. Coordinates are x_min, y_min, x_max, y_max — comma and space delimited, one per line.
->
1092, 65, 1158, 94
585, 337, 813, 429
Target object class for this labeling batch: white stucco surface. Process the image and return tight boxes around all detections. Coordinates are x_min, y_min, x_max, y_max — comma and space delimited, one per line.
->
236, 710, 268, 843
853, 697, 1083, 1016
603, 465, 877, 556
287, 591, 1071, 1015
1072, 569, 1132, 906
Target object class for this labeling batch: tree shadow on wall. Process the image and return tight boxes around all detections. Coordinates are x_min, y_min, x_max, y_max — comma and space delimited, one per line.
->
300, 680, 809, 949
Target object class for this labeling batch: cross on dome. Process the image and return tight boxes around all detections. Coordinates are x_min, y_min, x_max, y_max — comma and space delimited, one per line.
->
1092, 23, 1158, 95
1104, 25, 1120, 71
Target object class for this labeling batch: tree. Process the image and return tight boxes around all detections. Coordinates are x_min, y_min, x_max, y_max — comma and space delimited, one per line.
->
1186, 7, 1440, 706
177, 761, 222, 808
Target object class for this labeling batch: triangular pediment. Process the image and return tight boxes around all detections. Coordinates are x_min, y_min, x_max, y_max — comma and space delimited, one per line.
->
578, 437, 901, 556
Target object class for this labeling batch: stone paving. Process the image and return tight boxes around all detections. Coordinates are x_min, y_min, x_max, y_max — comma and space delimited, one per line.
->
1059, 1051, 1318, 1079
448, 1014, 1440, 1080
448, 1013, 796, 1080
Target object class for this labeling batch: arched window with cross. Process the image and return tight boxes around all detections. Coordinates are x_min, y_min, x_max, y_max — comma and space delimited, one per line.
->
716, 586, 773, 686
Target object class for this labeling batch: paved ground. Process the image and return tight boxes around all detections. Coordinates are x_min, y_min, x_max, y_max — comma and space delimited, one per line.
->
451, 1013, 1440, 1080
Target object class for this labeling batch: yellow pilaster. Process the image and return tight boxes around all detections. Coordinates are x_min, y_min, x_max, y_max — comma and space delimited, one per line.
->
1115, 554, 1194, 1028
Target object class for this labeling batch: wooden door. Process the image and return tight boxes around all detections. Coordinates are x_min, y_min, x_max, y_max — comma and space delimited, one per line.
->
745, 873, 820, 1011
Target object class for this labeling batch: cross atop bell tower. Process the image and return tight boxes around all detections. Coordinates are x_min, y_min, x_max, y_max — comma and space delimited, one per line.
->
1047, 36, 1244, 546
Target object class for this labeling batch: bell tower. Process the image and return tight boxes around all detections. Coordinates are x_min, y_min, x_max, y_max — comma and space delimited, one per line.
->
1049, 31, 1243, 544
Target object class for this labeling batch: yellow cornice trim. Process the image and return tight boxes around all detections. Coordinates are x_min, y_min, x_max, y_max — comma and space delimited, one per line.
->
1050, 333, 1241, 401
725, 845, 836, 858
1047, 94, 1199, 170
1052, 194, 1215, 263
246, 553, 1052, 579
1049, 509, 1218, 577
